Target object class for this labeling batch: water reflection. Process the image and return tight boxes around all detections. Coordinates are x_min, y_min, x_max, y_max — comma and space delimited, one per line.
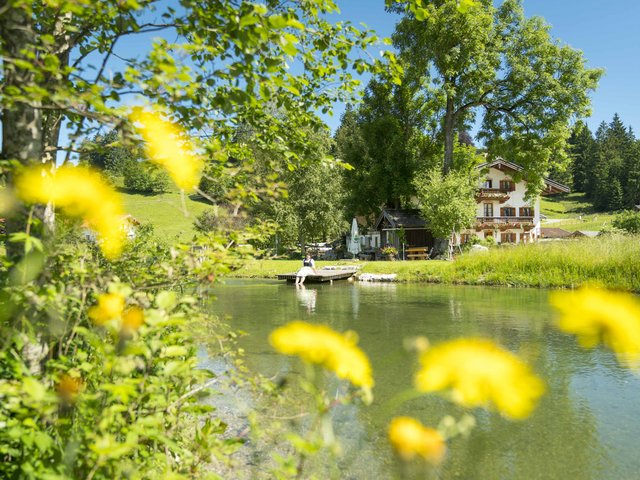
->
209, 280, 640, 479
295, 284, 317, 313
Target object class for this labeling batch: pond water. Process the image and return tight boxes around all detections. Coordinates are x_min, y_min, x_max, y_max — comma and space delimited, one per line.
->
210, 279, 640, 479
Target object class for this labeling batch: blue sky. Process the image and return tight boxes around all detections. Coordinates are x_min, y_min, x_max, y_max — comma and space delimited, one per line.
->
51, 0, 639, 156
325, 0, 640, 135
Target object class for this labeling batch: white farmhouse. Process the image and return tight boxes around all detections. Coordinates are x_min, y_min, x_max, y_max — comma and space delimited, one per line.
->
459, 159, 569, 245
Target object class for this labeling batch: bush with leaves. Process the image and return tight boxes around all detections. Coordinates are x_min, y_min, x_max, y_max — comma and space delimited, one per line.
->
0, 217, 258, 479
122, 161, 171, 194
612, 210, 640, 234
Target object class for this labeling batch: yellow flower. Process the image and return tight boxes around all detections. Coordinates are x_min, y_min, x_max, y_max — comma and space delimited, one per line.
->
130, 108, 204, 191
88, 293, 125, 326
121, 306, 145, 334
415, 338, 544, 419
56, 374, 84, 403
388, 416, 446, 464
15, 165, 125, 259
269, 321, 374, 388
550, 287, 640, 369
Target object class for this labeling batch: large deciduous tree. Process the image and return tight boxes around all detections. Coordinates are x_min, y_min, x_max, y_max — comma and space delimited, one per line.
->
253, 129, 347, 254
389, 0, 602, 195
334, 73, 437, 221
1, 0, 394, 258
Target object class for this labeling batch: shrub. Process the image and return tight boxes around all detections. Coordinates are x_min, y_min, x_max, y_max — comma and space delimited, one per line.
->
0, 225, 247, 479
123, 160, 170, 194
612, 210, 640, 234
479, 236, 496, 247
194, 207, 249, 233
198, 166, 233, 201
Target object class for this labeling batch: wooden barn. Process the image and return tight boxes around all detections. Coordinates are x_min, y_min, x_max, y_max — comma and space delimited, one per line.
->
374, 209, 434, 254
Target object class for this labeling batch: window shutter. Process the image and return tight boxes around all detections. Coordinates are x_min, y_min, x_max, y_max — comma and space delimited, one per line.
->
500, 207, 505, 216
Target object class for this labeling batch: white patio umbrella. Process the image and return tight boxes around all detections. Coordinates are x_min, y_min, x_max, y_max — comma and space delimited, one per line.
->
347, 218, 361, 257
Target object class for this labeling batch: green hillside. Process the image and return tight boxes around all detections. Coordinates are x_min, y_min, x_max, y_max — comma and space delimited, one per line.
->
120, 190, 211, 240
540, 192, 615, 231
122, 190, 616, 241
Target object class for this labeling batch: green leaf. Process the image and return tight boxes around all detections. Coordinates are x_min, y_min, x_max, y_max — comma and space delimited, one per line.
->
161, 345, 189, 357
280, 34, 299, 56
22, 378, 47, 402
156, 291, 177, 310
33, 432, 53, 453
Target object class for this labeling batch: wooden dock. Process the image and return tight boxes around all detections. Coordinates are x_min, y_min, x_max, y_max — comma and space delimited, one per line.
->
277, 267, 358, 283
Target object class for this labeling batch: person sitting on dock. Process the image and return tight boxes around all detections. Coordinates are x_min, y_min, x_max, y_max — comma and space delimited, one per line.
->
295, 253, 317, 285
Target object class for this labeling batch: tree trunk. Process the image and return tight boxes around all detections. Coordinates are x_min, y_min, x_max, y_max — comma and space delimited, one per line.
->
443, 95, 455, 175
39, 13, 74, 233
1, 7, 44, 260
299, 233, 306, 258
432, 237, 450, 259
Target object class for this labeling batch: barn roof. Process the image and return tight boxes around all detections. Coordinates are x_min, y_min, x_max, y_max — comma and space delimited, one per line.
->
374, 209, 427, 230
540, 227, 572, 239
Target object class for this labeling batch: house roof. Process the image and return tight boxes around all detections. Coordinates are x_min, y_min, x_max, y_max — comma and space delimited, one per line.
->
374, 209, 427, 230
478, 158, 571, 195
540, 227, 572, 239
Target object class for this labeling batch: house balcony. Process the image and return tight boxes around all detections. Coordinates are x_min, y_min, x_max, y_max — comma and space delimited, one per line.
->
474, 188, 511, 203
474, 216, 535, 231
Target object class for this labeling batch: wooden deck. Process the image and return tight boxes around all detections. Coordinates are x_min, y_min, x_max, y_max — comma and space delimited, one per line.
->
277, 268, 357, 283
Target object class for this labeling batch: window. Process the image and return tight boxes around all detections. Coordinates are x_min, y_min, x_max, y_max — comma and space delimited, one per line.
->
519, 207, 533, 217
501, 233, 517, 243
483, 203, 494, 217
483, 179, 493, 188
501, 207, 516, 217
500, 180, 515, 191
460, 234, 473, 244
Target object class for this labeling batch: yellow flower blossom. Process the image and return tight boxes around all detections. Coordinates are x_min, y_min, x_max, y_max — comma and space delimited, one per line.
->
415, 338, 544, 419
388, 416, 446, 464
269, 321, 374, 389
88, 293, 125, 326
121, 306, 145, 334
56, 374, 84, 403
550, 287, 640, 369
130, 108, 203, 191
15, 166, 125, 259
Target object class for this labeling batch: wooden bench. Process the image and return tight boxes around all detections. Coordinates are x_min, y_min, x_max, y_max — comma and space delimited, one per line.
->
406, 247, 429, 260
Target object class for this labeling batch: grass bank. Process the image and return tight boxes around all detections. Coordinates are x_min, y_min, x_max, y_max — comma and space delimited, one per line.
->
229, 235, 640, 291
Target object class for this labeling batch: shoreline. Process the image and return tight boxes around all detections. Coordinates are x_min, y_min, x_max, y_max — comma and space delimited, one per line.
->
225, 235, 640, 292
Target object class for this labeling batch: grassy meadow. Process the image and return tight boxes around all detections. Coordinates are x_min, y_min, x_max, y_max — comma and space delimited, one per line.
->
540, 192, 616, 232
121, 190, 211, 241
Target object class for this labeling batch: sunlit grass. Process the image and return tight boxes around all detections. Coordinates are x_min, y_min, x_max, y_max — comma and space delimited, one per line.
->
121, 190, 210, 240
447, 235, 640, 291
540, 192, 615, 231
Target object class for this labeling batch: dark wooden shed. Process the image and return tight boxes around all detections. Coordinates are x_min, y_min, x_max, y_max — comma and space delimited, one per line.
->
374, 209, 434, 252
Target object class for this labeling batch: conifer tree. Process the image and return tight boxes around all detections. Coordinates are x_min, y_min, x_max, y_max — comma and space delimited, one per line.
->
568, 122, 597, 193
